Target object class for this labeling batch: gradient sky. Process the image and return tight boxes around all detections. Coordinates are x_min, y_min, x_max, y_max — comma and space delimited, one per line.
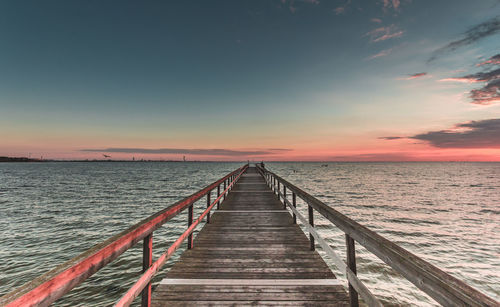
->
1, 0, 499, 161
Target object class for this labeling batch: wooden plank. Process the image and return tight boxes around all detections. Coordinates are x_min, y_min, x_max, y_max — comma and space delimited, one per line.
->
151, 167, 348, 306
159, 279, 343, 286
152, 301, 349, 306
155, 285, 346, 293
153, 292, 348, 301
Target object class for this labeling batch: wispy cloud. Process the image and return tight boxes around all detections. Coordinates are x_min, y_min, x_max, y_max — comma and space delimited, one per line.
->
439, 77, 482, 83
366, 24, 404, 42
477, 53, 500, 66
407, 72, 427, 79
428, 17, 500, 62
371, 18, 382, 23
383, 0, 400, 10
334, 6, 345, 15
440, 58, 499, 104
80, 148, 292, 156
367, 48, 392, 60
381, 118, 500, 148
378, 136, 403, 140
334, 0, 351, 15
397, 72, 429, 80
440, 68, 499, 83
469, 79, 500, 105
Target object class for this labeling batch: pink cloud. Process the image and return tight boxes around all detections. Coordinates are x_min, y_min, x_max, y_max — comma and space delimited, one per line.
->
381, 118, 500, 149
371, 18, 382, 23
477, 54, 500, 66
366, 25, 404, 42
440, 68, 499, 83
334, 7, 345, 15
334, 0, 351, 15
406, 72, 427, 79
439, 77, 481, 83
367, 48, 392, 60
382, 0, 400, 11
469, 80, 500, 105
440, 57, 499, 105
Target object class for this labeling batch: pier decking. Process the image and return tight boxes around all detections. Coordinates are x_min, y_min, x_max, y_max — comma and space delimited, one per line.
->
2, 164, 498, 307
151, 167, 349, 306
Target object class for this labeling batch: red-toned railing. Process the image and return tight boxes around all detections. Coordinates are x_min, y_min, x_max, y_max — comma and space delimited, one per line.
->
0, 164, 248, 307
257, 165, 499, 307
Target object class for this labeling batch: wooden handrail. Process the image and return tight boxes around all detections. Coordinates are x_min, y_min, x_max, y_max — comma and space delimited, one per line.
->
114, 166, 247, 306
257, 165, 499, 307
0, 164, 248, 307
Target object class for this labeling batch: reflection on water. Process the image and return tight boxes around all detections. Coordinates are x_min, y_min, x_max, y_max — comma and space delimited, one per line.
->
1, 162, 499, 306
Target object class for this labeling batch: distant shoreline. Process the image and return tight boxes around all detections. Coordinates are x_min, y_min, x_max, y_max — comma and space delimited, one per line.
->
1, 157, 499, 163
0, 157, 190, 163
0, 157, 44, 162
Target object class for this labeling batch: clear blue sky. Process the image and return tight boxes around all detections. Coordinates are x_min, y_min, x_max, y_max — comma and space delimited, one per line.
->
1, 1, 499, 160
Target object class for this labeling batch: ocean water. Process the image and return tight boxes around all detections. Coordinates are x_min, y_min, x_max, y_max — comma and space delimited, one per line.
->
0, 162, 498, 306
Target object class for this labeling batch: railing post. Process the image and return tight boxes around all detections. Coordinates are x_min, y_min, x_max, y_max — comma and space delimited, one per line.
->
217, 184, 221, 209
292, 192, 297, 224
141, 233, 153, 307
346, 234, 359, 307
283, 186, 287, 209
308, 205, 315, 251
277, 181, 281, 200
187, 205, 193, 249
223, 180, 227, 200
206, 192, 211, 224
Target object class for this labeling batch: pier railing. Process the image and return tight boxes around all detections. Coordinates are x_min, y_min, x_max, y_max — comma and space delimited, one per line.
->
257, 165, 499, 307
0, 164, 248, 307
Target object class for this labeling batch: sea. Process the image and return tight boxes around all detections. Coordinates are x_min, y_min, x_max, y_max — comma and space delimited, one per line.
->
0, 162, 499, 306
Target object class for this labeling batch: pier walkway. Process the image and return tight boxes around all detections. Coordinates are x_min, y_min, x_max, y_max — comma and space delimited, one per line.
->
2, 164, 498, 307
151, 167, 348, 306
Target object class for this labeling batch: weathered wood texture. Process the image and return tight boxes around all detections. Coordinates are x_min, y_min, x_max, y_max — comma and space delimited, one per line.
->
261, 167, 500, 307
152, 167, 349, 306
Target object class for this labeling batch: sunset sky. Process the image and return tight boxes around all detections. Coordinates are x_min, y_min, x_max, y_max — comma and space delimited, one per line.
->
1, 1, 499, 161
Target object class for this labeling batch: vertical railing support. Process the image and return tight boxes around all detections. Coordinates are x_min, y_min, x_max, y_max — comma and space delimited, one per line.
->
278, 181, 281, 201
187, 205, 193, 249
308, 205, 315, 251
283, 186, 287, 209
292, 192, 297, 224
206, 192, 211, 224
346, 234, 359, 307
141, 233, 153, 307
217, 184, 220, 209
223, 180, 226, 200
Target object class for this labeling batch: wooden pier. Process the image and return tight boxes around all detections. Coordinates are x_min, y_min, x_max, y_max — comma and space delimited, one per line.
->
151, 167, 349, 306
1, 164, 499, 307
